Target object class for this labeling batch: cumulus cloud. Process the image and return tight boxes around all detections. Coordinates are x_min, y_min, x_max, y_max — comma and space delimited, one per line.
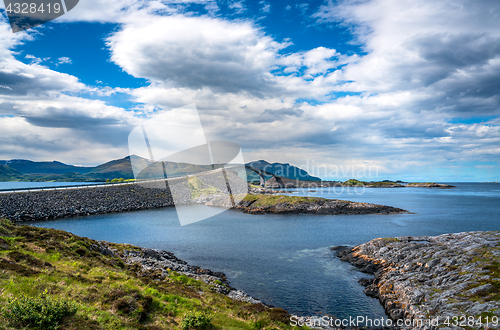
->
106, 15, 289, 96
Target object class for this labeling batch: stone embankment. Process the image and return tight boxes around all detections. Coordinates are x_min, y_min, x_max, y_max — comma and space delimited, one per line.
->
0, 184, 174, 222
335, 232, 500, 329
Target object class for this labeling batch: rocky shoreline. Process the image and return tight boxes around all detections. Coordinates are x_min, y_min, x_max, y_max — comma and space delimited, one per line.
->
335, 232, 500, 329
93, 241, 264, 305
0, 184, 175, 222
264, 178, 455, 189
230, 195, 407, 215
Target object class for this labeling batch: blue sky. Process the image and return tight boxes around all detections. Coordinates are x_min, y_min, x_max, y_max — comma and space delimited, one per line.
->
0, 0, 499, 181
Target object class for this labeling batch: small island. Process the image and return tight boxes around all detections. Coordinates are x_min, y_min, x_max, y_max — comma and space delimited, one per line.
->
264, 177, 455, 189
208, 194, 407, 215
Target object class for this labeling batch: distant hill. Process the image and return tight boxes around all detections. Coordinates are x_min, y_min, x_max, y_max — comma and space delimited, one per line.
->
84, 156, 138, 180
0, 156, 322, 183
0, 159, 93, 175
245, 160, 321, 183
0, 165, 25, 181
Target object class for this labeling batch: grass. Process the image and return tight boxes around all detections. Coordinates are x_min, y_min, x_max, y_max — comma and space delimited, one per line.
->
342, 179, 365, 186
188, 177, 219, 199
242, 194, 324, 207
379, 237, 400, 243
0, 219, 307, 330
1, 290, 77, 330
460, 244, 500, 304
366, 181, 400, 186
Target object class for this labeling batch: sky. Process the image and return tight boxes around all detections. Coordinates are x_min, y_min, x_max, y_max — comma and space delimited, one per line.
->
0, 0, 499, 182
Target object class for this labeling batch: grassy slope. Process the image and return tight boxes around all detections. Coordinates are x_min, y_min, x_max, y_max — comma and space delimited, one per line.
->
0, 165, 25, 182
0, 219, 305, 330
187, 177, 219, 199
242, 195, 325, 207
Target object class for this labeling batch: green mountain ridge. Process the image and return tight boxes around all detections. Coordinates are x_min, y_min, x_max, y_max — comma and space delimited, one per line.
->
245, 160, 321, 183
0, 156, 322, 183
0, 165, 25, 181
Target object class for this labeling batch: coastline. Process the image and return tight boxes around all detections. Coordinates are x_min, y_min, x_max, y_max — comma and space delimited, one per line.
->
0, 179, 407, 222
0, 219, 298, 329
335, 232, 500, 329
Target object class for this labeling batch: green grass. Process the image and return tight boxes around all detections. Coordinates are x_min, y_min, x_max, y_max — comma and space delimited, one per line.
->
460, 244, 500, 304
188, 177, 219, 199
0, 219, 308, 330
379, 237, 401, 243
1, 290, 77, 330
242, 194, 324, 207
343, 179, 366, 186
367, 181, 399, 186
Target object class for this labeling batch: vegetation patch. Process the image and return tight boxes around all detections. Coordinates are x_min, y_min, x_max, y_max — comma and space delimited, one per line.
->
462, 247, 500, 302
1, 290, 77, 330
242, 194, 324, 207
343, 179, 366, 186
181, 311, 212, 330
188, 177, 219, 199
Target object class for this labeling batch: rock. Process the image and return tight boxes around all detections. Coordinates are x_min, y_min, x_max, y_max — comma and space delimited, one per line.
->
464, 284, 493, 296
227, 195, 408, 215
335, 231, 500, 329
330, 245, 349, 251
364, 284, 379, 297
467, 302, 498, 315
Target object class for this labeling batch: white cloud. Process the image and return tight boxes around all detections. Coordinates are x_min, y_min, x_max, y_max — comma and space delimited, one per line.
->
107, 15, 291, 96
228, 0, 246, 14
57, 57, 72, 65
259, 1, 270, 13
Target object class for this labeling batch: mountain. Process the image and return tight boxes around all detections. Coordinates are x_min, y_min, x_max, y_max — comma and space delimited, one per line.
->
0, 156, 322, 183
0, 160, 92, 175
245, 160, 321, 183
85, 156, 138, 180
0, 165, 25, 181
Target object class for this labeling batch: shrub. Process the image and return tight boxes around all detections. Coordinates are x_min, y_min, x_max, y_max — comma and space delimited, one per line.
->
1, 290, 77, 330
181, 311, 212, 330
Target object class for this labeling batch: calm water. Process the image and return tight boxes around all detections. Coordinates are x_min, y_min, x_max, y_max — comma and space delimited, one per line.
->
30, 183, 500, 319
0, 182, 103, 190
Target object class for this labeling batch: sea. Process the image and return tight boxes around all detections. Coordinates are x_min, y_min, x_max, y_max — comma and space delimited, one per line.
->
3, 182, 498, 319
